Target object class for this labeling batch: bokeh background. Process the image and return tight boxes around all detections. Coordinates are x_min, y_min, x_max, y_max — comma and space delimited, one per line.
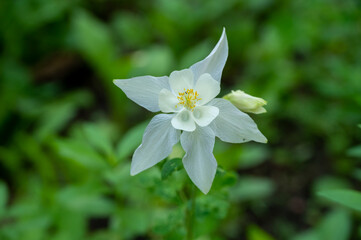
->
1, 0, 361, 239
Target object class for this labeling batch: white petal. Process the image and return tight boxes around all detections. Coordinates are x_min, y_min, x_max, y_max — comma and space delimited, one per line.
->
181, 127, 217, 194
208, 98, 267, 143
195, 73, 220, 105
190, 28, 228, 83
158, 89, 180, 113
171, 110, 196, 132
192, 106, 219, 127
114, 76, 170, 112
169, 69, 194, 94
131, 114, 180, 175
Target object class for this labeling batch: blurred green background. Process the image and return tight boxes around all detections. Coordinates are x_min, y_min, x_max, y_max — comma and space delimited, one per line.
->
1, 0, 361, 239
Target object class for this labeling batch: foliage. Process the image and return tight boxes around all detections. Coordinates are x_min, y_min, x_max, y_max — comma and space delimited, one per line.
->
1, 0, 361, 239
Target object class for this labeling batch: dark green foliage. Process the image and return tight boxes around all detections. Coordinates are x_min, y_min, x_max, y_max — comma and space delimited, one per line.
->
161, 158, 183, 180
1, 0, 361, 239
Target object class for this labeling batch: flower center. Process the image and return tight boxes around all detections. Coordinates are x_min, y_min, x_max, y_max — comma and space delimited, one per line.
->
176, 89, 201, 111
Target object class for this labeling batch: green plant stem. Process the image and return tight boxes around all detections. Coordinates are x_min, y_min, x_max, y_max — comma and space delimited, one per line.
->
186, 184, 196, 240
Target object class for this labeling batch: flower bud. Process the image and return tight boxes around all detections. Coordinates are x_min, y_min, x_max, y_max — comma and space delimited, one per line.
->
223, 90, 267, 114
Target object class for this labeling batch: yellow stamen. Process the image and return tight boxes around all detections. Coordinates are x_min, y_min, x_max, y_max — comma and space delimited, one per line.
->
176, 89, 201, 111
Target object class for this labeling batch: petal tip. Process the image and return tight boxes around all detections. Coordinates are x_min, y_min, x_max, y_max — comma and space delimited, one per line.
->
130, 161, 141, 176
130, 168, 138, 176
200, 187, 211, 194
113, 79, 123, 86
260, 136, 268, 144
222, 27, 226, 35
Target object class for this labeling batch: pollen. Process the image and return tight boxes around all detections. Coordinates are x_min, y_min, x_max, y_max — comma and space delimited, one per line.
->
176, 89, 201, 111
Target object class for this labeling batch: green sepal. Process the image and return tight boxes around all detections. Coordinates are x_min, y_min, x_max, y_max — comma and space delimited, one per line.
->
161, 158, 183, 180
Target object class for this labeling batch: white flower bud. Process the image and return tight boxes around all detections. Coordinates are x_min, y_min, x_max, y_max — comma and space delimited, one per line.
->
223, 90, 267, 114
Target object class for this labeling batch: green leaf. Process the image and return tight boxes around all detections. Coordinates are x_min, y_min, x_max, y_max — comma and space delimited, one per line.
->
34, 91, 93, 140
247, 224, 275, 240
56, 185, 115, 216
312, 176, 351, 194
318, 189, 361, 211
81, 123, 114, 157
153, 208, 184, 234
130, 46, 175, 76
291, 230, 319, 240
161, 158, 183, 180
317, 209, 351, 240
291, 210, 351, 240
197, 194, 230, 219
212, 167, 237, 190
238, 145, 269, 169
0, 181, 8, 216
72, 10, 117, 78
347, 145, 361, 158
230, 177, 275, 201
52, 138, 108, 170
114, 208, 151, 238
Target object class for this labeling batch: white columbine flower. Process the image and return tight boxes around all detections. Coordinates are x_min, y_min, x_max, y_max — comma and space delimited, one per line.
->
114, 28, 267, 194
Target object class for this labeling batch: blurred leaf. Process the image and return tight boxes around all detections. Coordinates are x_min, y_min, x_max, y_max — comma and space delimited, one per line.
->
81, 122, 114, 159
161, 158, 182, 180
116, 121, 147, 160
238, 145, 269, 169
57, 185, 114, 216
15, 0, 74, 30
0, 181, 8, 216
317, 209, 351, 240
291, 230, 319, 240
230, 177, 275, 201
130, 46, 175, 76
15, 133, 56, 181
153, 208, 184, 235
244, 0, 273, 11
197, 194, 230, 219
72, 10, 117, 78
312, 176, 351, 194
247, 224, 275, 240
352, 168, 361, 181
52, 138, 108, 170
71, 9, 128, 119
318, 189, 361, 211
35, 91, 92, 140
180, 41, 212, 69
113, 208, 151, 238
112, 12, 152, 48
52, 211, 86, 240
347, 145, 361, 158
212, 167, 237, 190
292, 210, 351, 240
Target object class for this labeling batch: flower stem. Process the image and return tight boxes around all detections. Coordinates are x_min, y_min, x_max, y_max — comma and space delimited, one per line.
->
185, 184, 196, 240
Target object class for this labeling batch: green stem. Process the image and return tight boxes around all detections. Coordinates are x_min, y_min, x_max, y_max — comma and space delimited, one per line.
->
186, 184, 196, 240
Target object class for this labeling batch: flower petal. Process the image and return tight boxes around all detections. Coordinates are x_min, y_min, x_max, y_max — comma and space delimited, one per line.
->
180, 126, 217, 194
169, 69, 194, 94
158, 89, 180, 113
171, 110, 196, 132
195, 73, 220, 105
208, 98, 267, 143
114, 76, 170, 112
190, 28, 228, 83
131, 114, 180, 175
192, 105, 219, 127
